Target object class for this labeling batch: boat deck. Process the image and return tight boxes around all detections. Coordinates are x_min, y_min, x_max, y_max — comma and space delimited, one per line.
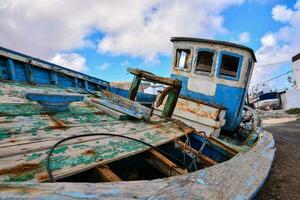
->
0, 81, 187, 182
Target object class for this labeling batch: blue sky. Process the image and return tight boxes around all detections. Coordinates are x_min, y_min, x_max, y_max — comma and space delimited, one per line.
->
1, 0, 299, 89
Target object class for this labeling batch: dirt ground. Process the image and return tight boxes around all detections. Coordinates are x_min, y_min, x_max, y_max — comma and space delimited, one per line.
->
255, 118, 300, 200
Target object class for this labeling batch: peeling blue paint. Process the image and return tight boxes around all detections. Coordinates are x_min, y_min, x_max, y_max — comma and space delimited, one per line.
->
171, 74, 246, 131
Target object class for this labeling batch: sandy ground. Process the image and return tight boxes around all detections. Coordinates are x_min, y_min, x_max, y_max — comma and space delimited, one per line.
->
255, 118, 300, 200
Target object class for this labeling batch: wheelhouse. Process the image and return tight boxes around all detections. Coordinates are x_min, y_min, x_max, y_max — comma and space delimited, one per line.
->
170, 37, 257, 131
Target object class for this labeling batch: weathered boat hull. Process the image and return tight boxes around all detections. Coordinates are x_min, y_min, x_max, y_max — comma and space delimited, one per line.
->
0, 130, 274, 199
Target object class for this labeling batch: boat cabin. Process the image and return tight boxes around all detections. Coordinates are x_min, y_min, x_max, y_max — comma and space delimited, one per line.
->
169, 37, 257, 132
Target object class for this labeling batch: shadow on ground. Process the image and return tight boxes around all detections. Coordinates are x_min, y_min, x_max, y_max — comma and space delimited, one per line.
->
255, 119, 300, 200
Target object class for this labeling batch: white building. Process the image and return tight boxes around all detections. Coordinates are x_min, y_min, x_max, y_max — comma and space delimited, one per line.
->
292, 53, 300, 89
280, 53, 300, 109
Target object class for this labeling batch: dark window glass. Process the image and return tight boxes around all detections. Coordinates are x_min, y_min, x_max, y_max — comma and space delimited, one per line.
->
195, 51, 214, 73
219, 54, 240, 78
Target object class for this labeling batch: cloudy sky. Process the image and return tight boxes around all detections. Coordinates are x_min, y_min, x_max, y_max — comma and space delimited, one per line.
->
1, 0, 299, 89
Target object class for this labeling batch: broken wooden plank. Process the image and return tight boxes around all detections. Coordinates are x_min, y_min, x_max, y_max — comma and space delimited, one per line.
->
175, 140, 217, 167
96, 165, 122, 182
87, 99, 129, 120
93, 90, 151, 120
144, 149, 187, 176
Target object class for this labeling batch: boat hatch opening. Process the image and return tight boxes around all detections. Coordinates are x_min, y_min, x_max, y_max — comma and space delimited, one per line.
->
55, 136, 235, 183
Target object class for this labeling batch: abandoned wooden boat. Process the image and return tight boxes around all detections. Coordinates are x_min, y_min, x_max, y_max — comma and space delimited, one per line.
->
0, 38, 275, 199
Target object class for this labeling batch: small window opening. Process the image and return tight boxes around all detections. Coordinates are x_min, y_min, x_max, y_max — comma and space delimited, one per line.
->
176, 49, 191, 70
195, 51, 214, 73
219, 54, 240, 78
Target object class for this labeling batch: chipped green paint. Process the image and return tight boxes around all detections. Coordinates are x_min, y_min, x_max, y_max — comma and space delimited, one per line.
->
4, 171, 37, 182
0, 118, 49, 140
0, 128, 10, 139
26, 153, 42, 161
73, 144, 89, 149
52, 145, 68, 154
52, 106, 115, 124
143, 131, 168, 143
0, 103, 40, 116
3, 132, 167, 182
0, 90, 4, 96
30, 121, 48, 136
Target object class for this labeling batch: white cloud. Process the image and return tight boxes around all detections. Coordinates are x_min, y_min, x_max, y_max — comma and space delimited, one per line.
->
260, 33, 276, 46
253, 1, 300, 84
51, 53, 89, 72
272, 5, 293, 22
235, 32, 251, 44
99, 62, 109, 70
97, 0, 244, 59
0, 0, 244, 61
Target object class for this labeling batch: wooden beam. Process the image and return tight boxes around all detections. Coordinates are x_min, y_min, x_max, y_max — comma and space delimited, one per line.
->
175, 140, 217, 167
128, 75, 141, 101
194, 131, 238, 156
96, 165, 122, 182
144, 149, 187, 176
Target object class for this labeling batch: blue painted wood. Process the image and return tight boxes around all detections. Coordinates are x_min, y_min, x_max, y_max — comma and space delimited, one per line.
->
74, 78, 78, 88
24, 63, 34, 83
84, 80, 89, 91
25, 92, 84, 111
0, 58, 8, 80
32, 66, 51, 85
14, 60, 27, 82
170, 74, 245, 131
0, 46, 109, 87
25, 92, 84, 103
57, 73, 74, 88
189, 133, 231, 162
6, 59, 16, 80
50, 72, 58, 85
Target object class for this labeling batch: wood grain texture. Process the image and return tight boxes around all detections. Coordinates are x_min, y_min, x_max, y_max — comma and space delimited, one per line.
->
0, 131, 275, 199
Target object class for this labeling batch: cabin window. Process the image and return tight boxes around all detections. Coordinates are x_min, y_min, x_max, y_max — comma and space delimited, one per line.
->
195, 50, 214, 73
175, 49, 192, 71
218, 52, 242, 80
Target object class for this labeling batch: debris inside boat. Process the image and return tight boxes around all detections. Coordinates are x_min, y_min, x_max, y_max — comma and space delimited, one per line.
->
0, 38, 275, 199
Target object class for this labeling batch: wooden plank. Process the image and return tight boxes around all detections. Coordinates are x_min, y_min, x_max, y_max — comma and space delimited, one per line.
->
175, 140, 217, 167
0, 121, 172, 158
193, 131, 238, 156
96, 165, 122, 182
94, 90, 151, 121
127, 68, 180, 86
0, 130, 275, 200
144, 149, 187, 176
87, 99, 129, 120
0, 121, 184, 182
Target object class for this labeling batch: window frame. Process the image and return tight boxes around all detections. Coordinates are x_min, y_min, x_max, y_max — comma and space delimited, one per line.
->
173, 48, 193, 72
217, 51, 243, 81
193, 48, 216, 76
